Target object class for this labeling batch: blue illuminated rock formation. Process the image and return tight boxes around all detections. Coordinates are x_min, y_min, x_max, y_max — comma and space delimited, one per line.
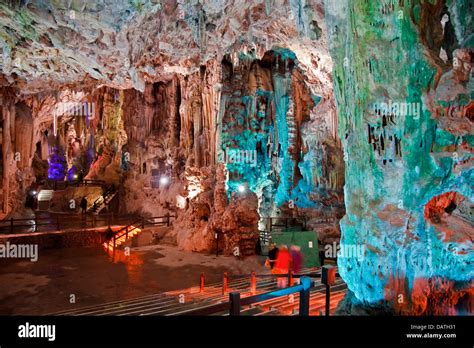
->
325, 0, 473, 314
48, 146, 67, 181
220, 49, 343, 218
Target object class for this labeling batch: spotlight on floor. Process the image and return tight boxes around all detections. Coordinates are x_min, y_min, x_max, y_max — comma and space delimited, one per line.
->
30, 190, 37, 196
73, 174, 78, 179
160, 176, 169, 185
237, 184, 246, 193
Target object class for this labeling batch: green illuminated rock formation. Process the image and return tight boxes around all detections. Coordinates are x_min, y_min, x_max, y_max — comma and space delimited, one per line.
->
326, 0, 473, 314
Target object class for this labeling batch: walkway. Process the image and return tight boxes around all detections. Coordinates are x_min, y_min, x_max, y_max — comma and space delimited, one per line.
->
49, 268, 346, 316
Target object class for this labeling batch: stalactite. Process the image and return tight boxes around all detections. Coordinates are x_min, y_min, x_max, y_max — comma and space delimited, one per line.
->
1, 105, 12, 213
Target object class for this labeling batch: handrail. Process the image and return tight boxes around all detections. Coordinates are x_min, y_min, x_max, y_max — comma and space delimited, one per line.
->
239, 277, 313, 307
38, 179, 106, 190
262, 215, 337, 233
263, 216, 309, 232
90, 185, 116, 211
108, 214, 177, 249
0, 213, 176, 235
185, 276, 315, 316
113, 217, 144, 238
0, 213, 128, 224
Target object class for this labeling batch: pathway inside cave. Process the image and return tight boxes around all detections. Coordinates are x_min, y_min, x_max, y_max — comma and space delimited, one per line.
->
0, 243, 268, 315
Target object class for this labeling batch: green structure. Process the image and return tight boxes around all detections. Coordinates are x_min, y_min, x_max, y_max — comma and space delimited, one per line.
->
271, 231, 320, 268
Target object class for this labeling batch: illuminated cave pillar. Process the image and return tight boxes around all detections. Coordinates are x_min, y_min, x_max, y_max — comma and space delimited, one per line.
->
325, 0, 473, 313
272, 60, 294, 207
1, 103, 14, 214
48, 142, 67, 181
221, 49, 303, 214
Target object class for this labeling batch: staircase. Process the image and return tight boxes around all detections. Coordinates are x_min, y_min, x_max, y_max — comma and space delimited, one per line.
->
103, 221, 142, 253
48, 268, 346, 316
88, 186, 117, 214
37, 190, 54, 210
103, 216, 173, 253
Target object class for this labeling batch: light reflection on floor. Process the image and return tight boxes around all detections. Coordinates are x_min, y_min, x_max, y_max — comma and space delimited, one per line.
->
0, 242, 266, 315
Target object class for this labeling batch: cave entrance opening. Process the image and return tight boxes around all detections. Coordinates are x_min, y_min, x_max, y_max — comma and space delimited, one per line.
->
424, 191, 473, 242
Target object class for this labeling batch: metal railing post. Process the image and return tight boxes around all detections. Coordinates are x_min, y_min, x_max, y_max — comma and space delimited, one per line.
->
250, 271, 256, 294
299, 276, 312, 316
325, 284, 331, 316
288, 270, 294, 287
222, 272, 228, 295
10, 218, 13, 234
200, 273, 205, 293
322, 265, 336, 316
229, 292, 241, 316
34, 216, 38, 232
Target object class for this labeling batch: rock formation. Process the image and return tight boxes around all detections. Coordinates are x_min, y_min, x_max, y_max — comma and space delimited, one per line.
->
326, 0, 472, 315
0, 0, 471, 314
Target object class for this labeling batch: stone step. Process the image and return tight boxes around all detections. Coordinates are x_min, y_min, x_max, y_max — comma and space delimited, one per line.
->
37, 189, 54, 201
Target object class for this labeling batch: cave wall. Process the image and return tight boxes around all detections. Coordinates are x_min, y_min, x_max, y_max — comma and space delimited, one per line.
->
326, 0, 473, 314
111, 49, 344, 253
0, 1, 346, 255
0, 90, 41, 215
219, 48, 344, 222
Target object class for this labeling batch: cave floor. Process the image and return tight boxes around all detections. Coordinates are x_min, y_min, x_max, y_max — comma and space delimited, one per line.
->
0, 242, 268, 315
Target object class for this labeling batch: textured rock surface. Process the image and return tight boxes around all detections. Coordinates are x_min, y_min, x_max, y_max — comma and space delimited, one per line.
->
326, 0, 472, 314
0, 0, 344, 254
0, 0, 471, 314
0, 0, 332, 95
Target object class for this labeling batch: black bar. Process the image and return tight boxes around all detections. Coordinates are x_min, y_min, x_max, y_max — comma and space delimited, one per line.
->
299, 287, 310, 316
229, 292, 240, 316
299, 276, 312, 316
325, 284, 330, 316
0, 314, 472, 345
